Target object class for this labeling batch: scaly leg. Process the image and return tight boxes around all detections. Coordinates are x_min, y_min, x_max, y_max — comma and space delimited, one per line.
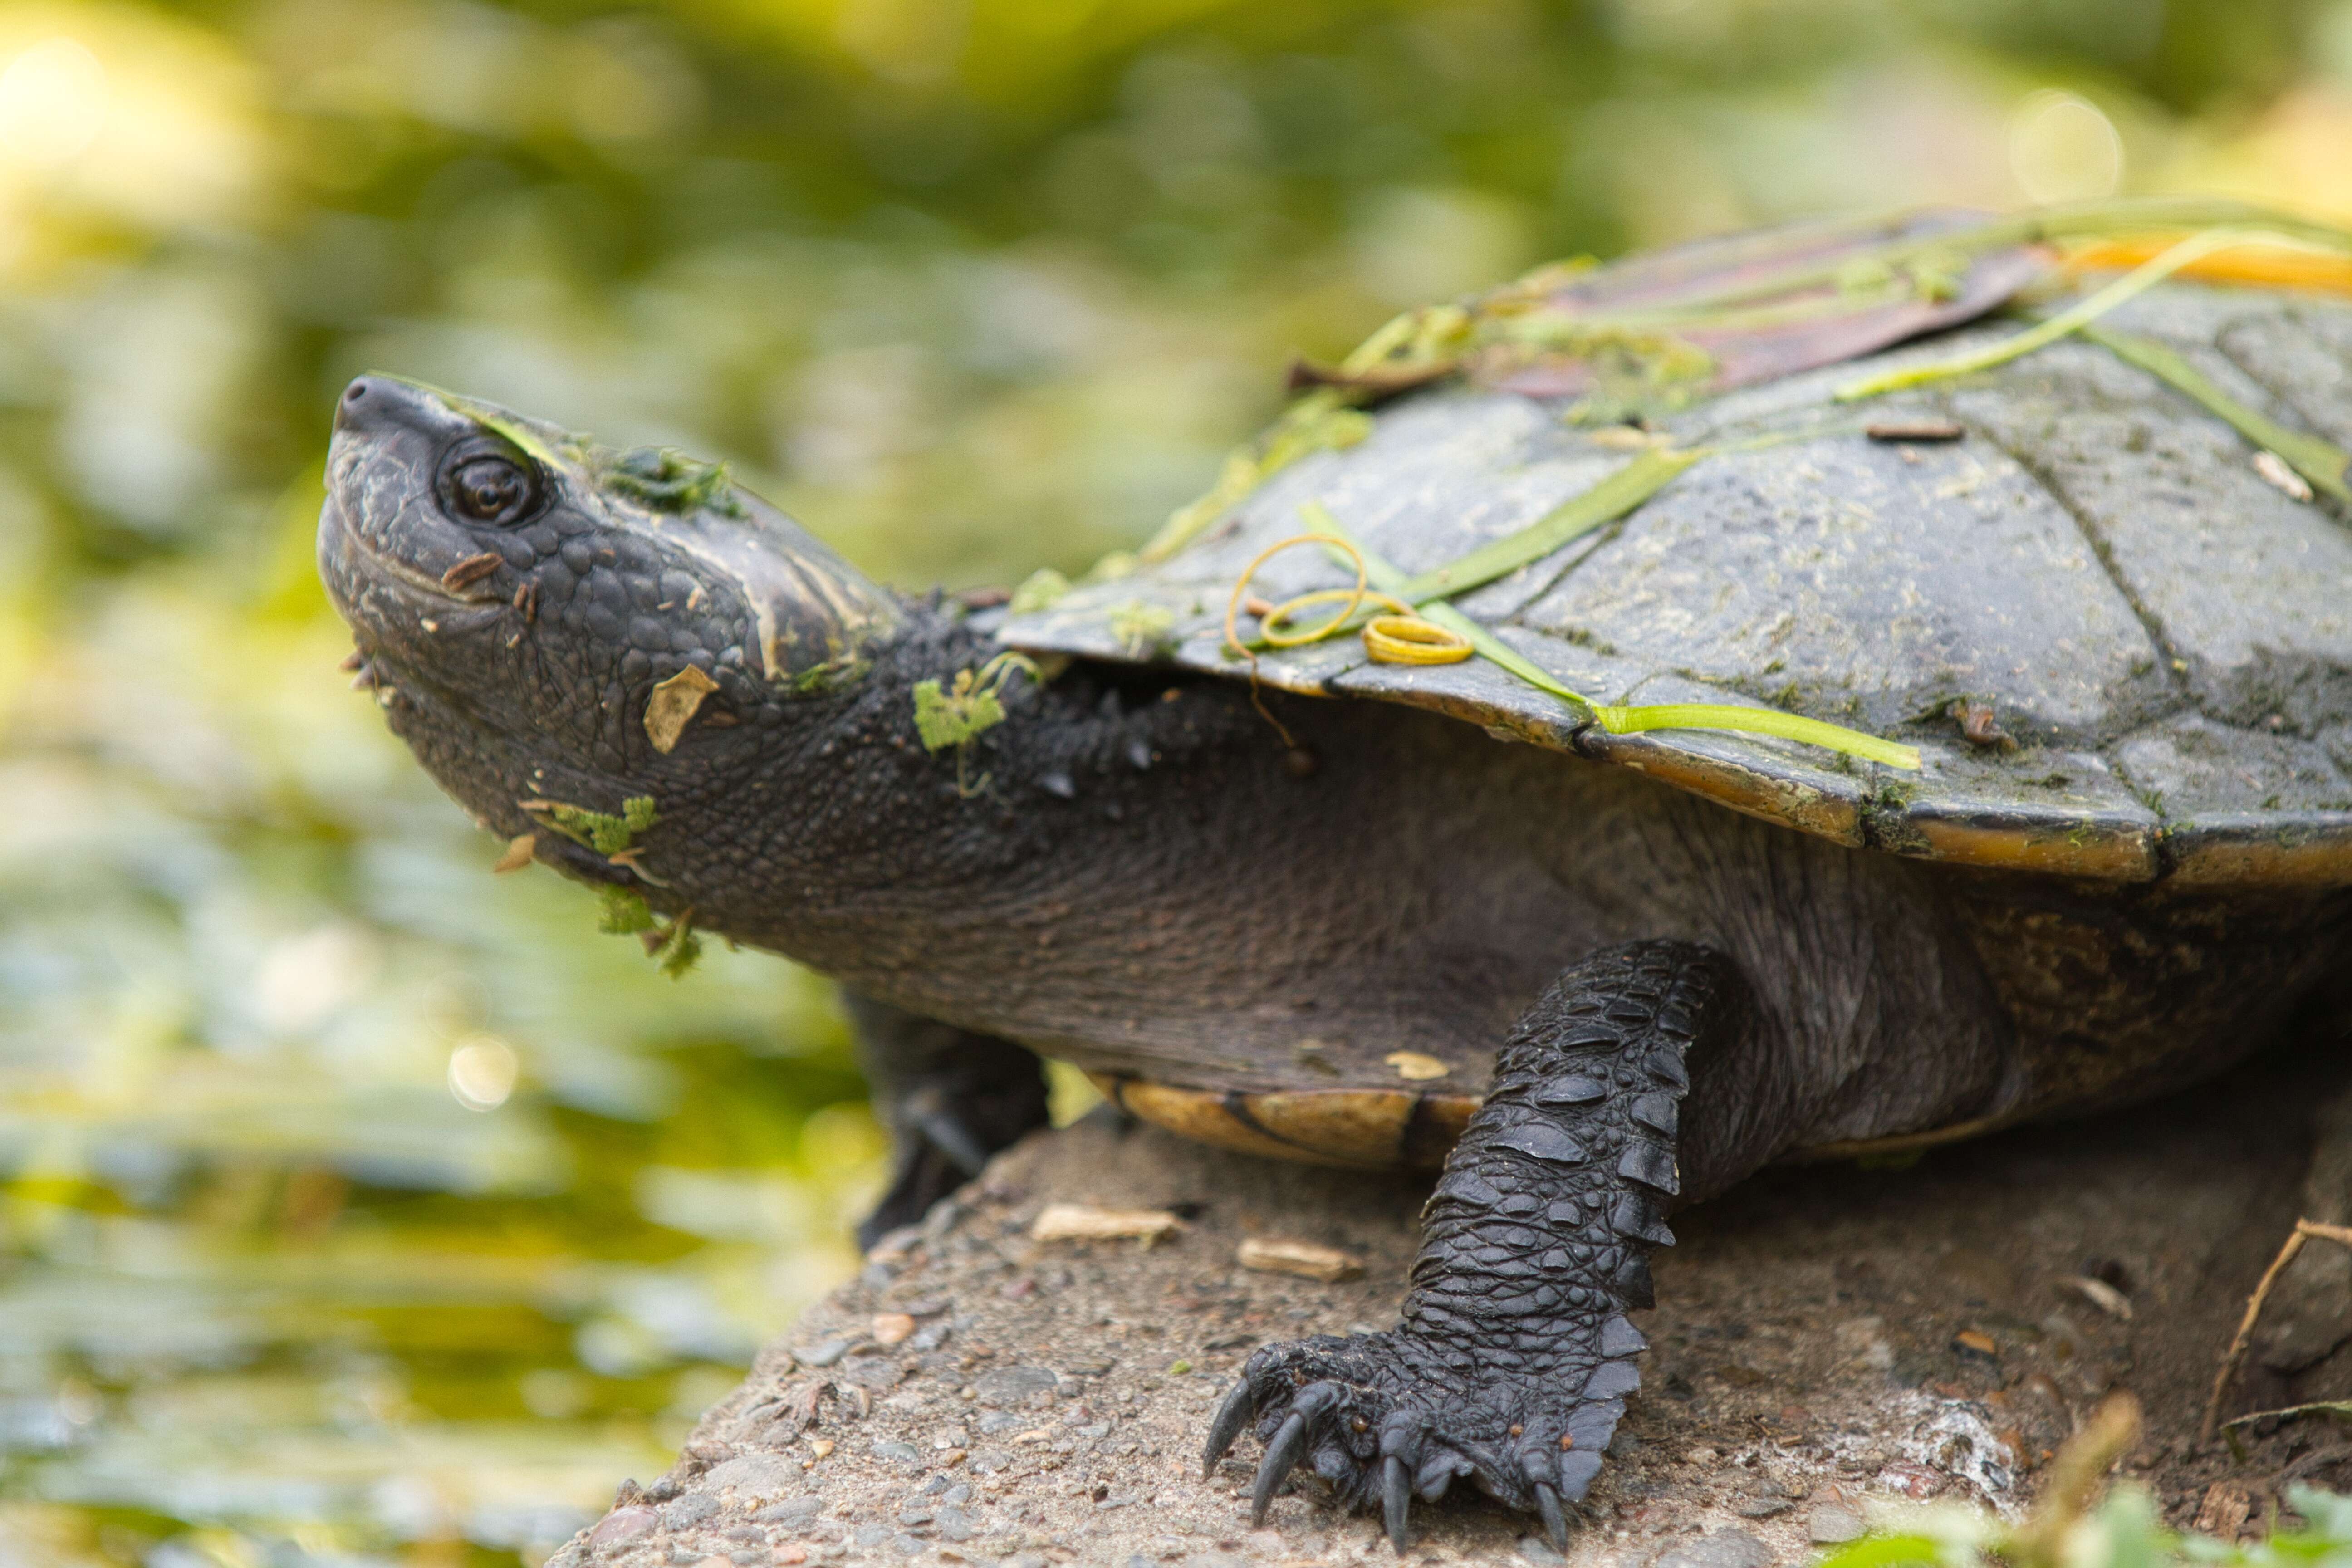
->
845, 994, 1050, 1250
1204, 941, 1758, 1551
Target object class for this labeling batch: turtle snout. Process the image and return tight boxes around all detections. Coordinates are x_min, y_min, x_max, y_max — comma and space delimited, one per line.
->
333, 376, 381, 434
332, 374, 447, 437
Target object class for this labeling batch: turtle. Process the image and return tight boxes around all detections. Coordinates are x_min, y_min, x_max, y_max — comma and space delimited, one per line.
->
316, 207, 2352, 1551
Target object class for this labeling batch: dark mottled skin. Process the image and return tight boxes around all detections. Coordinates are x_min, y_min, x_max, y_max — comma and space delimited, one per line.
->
320, 376, 2352, 1548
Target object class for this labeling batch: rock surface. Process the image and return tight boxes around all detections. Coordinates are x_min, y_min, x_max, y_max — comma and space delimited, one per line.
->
554, 1032, 2352, 1568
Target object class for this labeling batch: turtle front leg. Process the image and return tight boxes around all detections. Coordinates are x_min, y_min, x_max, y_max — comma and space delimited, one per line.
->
844, 993, 1051, 1250
1203, 940, 1760, 1551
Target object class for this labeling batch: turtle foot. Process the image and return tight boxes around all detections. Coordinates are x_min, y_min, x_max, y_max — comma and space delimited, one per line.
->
1201, 1312, 1639, 1552
843, 996, 1050, 1251
1201, 941, 1752, 1552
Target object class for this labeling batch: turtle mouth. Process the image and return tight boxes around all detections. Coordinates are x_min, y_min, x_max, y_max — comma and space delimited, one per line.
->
318, 490, 511, 617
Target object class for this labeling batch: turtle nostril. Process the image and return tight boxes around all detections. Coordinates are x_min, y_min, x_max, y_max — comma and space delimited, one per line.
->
334, 377, 375, 433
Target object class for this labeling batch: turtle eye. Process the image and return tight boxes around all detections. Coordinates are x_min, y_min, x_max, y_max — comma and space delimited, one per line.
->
439, 445, 544, 526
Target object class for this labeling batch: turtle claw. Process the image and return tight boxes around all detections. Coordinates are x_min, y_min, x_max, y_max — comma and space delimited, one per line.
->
911, 1103, 993, 1175
1251, 1409, 1310, 1524
1248, 1381, 1343, 1523
1382, 1454, 1411, 1551
1536, 1482, 1568, 1553
1202, 1378, 1253, 1477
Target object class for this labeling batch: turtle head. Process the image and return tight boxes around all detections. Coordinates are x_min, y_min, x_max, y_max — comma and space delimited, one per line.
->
318, 373, 899, 858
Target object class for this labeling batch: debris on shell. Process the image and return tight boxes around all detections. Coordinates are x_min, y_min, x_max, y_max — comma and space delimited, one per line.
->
1385, 1051, 1451, 1081
805, 1438, 834, 1460
1866, 418, 1965, 442
1588, 426, 1663, 450
1236, 1237, 1366, 1282
493, 833, 537, 873
1954, 698, 2016, 750
1953, 1328, 1998, 1357
2254, 449, 2315, 502
2062, 1274, 2133, 1319
1030, 1202, 1184, 1245
645, 666, 723, 754
871, 1312, 916, 1347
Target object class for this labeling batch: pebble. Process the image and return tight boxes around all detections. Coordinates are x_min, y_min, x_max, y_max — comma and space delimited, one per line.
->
1656, 1528, 1773, 1568
657, 1494, 719, 1529
750, 1498, 821, 1525
836, 1358, 904, 1392
1810, 1505, 1867, 1544
871, 1313, 916, 1347
587, 1507, 658, 1549
701, 1454, 798, 1503
933, 1427, 970, 1449
973, 1365, 1059, 1406
870, 1441, 924, 1467
797, 1338, 851, 1368
1517, 1536, 1568, 1565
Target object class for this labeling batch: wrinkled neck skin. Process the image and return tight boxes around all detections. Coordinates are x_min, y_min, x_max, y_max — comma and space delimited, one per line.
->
444, 603, 1442, 1053
376, 589, 1576, 1076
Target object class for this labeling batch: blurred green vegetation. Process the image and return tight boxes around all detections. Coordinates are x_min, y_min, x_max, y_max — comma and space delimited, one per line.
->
0, 0, 2348, 1564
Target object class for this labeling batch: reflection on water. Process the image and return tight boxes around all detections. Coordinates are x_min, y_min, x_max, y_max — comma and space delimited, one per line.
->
0, 585, 884, 1563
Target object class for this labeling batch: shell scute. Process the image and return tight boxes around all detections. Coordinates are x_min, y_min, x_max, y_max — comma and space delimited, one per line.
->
1000, 258, 2352, 887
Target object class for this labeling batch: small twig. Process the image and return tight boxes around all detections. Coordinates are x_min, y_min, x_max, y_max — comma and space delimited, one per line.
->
2202, 1218, 2352, 1445
2007, 1392, 2141, 1568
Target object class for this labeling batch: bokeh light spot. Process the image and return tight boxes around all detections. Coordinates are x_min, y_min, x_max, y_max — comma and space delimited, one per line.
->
2009, 89, 2123, 205
0, 37, 105, 169
447, 1035, 520, 1111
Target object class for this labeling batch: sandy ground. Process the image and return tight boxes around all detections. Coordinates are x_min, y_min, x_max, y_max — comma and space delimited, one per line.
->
551, 1030, 2352, 1568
